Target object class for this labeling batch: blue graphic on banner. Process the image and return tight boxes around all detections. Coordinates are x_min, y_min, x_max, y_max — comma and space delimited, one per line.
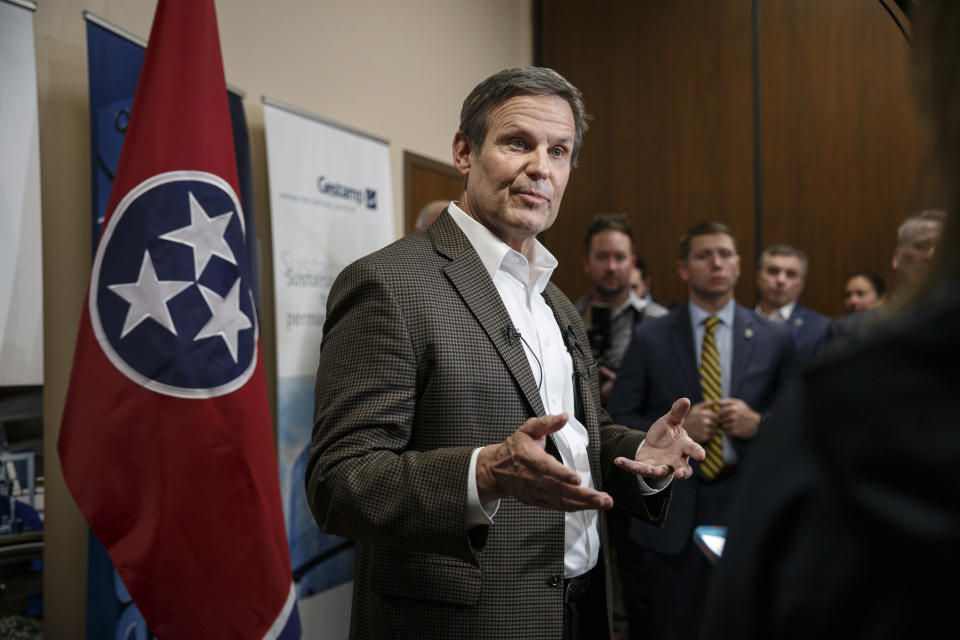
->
279, 376, 354, 596
86, 534, 153, 640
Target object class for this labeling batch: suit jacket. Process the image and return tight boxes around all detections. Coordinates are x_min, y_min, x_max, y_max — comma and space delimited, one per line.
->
306, 211, 670, 640
607, 303, 793, 555
785, 303, 830, 359
828, 307, 880, 344
702, 283, 960, 639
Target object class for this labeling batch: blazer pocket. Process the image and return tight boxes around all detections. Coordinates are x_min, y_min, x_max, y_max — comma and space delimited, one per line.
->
370, 548, 481, 606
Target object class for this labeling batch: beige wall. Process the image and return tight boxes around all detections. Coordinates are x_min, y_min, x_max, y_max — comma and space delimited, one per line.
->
34, 0, 531, 635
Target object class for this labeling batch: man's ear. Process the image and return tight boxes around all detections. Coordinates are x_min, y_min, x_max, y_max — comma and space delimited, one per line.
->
453, 131, 473, 177
677, 259, 689, 283
892, 248, 901, 271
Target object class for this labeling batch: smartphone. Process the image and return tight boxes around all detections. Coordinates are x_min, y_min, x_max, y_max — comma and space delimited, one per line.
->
693, 525, 727, 563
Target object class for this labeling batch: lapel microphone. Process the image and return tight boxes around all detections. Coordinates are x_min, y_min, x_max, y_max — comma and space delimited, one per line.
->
506, 324, 522, 346
562, 325, 593, 380
562, 325, 586, 357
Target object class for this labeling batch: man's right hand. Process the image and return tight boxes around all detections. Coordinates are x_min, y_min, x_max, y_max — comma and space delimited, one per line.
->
475, 414, 614, 512
684, 400, 720, 443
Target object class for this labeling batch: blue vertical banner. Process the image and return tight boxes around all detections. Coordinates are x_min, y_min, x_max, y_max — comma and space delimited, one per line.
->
82, 11, 270, 638
85, 13, 259, 307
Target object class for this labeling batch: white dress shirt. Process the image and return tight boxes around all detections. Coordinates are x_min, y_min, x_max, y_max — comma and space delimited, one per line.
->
756, 301, 796, 324
446, 203, 664, 578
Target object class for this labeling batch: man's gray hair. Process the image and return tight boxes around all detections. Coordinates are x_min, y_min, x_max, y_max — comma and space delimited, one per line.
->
459, 67, 590, 166
897, 209, 947, 247
758, 245, 809, 278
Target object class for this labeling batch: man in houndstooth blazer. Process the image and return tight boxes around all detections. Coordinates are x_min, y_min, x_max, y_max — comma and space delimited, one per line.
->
306, 67, 703, 640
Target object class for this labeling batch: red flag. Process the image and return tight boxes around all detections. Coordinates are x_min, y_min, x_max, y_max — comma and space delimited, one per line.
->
58, 1, 299, 637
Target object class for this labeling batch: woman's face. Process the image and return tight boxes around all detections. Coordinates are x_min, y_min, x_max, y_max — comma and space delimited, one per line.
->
843, 275, 883, 312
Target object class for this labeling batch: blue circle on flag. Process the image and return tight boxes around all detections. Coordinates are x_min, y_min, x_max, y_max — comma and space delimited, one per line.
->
90, 171, 258, 398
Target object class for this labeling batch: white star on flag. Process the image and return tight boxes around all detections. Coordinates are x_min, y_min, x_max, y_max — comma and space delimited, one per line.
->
194, 277, 252, 363
160, 190, 237, 279
108, 251, 194, 338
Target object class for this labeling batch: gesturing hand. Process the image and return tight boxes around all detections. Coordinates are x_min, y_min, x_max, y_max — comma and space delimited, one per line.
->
614, 398, 706, 480
476, 414, 614, 512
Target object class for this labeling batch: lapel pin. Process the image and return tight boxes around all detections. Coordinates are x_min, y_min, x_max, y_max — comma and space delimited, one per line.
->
744, 328, 754, 339
794, 317, 804, 327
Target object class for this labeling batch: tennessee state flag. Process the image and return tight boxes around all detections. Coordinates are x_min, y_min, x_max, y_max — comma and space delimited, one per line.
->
58, 1, 300, 637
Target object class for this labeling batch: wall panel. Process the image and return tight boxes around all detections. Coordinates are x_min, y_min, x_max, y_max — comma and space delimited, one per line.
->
539, 0, 756, 308
758, 0, 922, 315
537, 0, 924, 316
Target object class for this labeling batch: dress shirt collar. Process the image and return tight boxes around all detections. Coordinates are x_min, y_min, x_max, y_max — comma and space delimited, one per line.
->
755, 301, 796, 322
446, 202, 558, 294
689, 297, 736, 329
622, 290, 651, 315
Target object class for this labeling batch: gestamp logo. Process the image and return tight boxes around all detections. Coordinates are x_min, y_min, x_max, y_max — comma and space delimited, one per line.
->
316, 175, 377, 210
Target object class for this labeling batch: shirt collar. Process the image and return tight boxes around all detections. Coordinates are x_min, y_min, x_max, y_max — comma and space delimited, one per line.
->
623, 290, 649, 314
446, 202, 558, 293
689, 297, 736, 328
755, 301, 796, 321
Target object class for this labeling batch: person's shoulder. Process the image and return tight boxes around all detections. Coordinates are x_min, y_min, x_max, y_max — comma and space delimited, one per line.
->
738, 303, 786, 330
329, 230, 447, 304
792, 304, 831, 330
642, 299, 669, 319
810, 286, 960, 381
634, 302, 681, 338
737, 303, 794, 348
546, 282, 580, 317
336, 232, 426, 277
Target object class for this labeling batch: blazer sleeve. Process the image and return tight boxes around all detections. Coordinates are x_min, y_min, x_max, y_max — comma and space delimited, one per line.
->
305, 258, 481, 565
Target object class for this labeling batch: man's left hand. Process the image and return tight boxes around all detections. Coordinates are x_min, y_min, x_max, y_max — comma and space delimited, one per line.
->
614, 398, 705, 480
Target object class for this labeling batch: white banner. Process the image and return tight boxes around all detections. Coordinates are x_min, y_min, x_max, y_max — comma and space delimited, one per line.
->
0, 0, 43, 386
263, 97, 394, 632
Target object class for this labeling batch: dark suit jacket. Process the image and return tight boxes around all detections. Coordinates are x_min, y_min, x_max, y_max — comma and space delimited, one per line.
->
785, 303, 830, 359
828, 307, 880, 344
306, 211, 671, 640
607, 303, 793, 555
702, 283, 960, 639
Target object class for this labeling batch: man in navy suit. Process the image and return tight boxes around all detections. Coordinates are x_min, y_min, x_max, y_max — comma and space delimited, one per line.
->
607, 222, 794, 640
754, 245, 830, 358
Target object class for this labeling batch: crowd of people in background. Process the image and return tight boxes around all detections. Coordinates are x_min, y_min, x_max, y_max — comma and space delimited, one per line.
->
571, 206, 947, 639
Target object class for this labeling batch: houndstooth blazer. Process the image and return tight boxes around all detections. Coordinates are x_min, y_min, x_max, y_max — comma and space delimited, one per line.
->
306, 210, 671, 640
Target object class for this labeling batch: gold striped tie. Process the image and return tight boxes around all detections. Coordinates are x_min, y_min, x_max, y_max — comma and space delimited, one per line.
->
699, 316, 725, 481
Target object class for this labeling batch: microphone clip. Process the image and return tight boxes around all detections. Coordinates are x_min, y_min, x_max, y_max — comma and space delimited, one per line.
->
506, 324, 522, 346
563, 326, 586, 357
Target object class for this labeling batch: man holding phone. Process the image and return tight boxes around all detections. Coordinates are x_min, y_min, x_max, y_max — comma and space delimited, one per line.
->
576, 213, 667, 404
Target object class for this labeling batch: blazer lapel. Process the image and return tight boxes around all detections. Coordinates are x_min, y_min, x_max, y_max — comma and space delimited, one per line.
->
431, 212, 545, 417
541, 286, 602, 480
730, 305, 755, 398
668, 304, 700, 399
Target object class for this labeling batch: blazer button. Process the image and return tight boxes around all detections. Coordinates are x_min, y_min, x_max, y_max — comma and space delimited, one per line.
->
548, 574, 562, 587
